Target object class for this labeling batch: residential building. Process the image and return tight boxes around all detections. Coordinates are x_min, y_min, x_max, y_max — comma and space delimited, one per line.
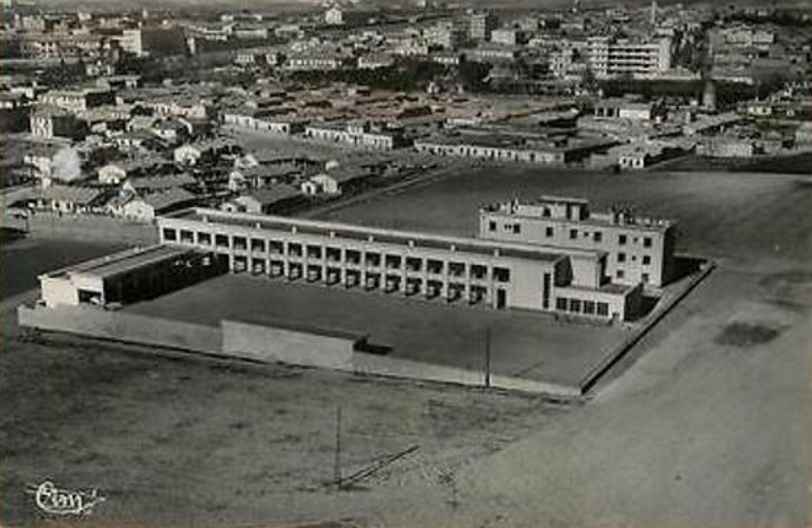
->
29, 106, 83, 139
222, 184, 305, 215
118, 188, 199, 221
35, 184, 110, 214
38, 89, 115, 113
304, 122, 406, 150
98, 158, 173, 185
587, 36, 672, 78
490, 29, 527, 47
174, 138, 239, 165
469, 11, 498, 41
593, 98, 664, 121
425, 22, 467, 50
468, 44, 520, 63
414, 130, 615, 165
325, 7, 343, 25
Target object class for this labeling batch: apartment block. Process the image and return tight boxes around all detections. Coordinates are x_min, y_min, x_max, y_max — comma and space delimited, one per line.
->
469, 11, 498, 41
587, 36, 672, 78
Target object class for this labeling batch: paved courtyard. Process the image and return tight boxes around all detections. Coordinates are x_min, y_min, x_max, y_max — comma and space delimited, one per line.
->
126, 273, 628, 388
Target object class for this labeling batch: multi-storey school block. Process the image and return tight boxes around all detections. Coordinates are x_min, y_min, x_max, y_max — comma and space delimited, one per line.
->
479, 196, 676, 288
154, 207, 646, 322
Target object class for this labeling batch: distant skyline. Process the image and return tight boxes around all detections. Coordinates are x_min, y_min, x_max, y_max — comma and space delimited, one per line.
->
24, 0, 812, 12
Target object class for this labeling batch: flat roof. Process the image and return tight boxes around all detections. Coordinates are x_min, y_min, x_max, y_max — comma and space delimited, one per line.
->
160, 208, 607, 263
44, 244, 204, 281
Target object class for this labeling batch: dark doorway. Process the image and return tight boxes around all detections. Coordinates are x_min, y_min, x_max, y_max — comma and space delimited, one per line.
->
496, 288, 507, 309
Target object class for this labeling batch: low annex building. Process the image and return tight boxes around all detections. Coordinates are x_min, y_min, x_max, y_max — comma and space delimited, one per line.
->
156, 207, 644, 322
39, 244, 221, 308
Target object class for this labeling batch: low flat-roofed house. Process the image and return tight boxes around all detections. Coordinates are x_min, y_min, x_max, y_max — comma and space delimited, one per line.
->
301, 168, 373, 196
38, 244, 219, 308
222, 184, 304, 215
228, 164, 300, 192
151, 118, 191, 144
112, 130, 165, 152
30, 105, 83, 139
593, 98, 662, 121
174, 138, 239, 165
23, 143, 62, 178
127, 115, 160, 132
795, 121, 812, 145
120, 188, 198, 221
36, 184, 110, 213
613, 140, 692, 169
430, 52, 466, 66
98, 158, 173, 185
122, 172, 197, 193
38, 88, 115, 113
358, 53, 395, 70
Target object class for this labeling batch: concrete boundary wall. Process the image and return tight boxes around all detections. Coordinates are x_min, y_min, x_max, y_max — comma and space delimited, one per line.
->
579, 261, 716, 393
18, 304, 221, 354
19, 304, 581, 397
221, 320, 357, 368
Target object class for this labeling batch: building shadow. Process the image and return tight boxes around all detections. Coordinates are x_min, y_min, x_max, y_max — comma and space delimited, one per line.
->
671, 254, 705, 283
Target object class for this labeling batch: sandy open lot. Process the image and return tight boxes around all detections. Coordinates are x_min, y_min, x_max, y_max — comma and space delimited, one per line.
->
316, 168, 812, 270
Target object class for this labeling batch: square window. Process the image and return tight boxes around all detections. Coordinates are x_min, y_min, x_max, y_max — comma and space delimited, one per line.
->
546, 226, 554, 237
494, 267, 510, 282
644, 237, 652, 248
616, 269, 625, 278
593, 231, 603, 243
642, 255, 651, 265
569, 229, 578, 240
597, 302, 609, 316
618, 234, 627, 245
163, 228, 177, 241
618, 252, 626, 262
569, 299, 581, 313
583, 301, 596, 314
642, 273, 650, 283
556, 297, 568, 310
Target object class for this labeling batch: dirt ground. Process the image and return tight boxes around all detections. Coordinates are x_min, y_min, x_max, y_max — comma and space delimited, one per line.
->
316, 169, 812, 271
0, 289, 565, 528
2, 167, 811, 527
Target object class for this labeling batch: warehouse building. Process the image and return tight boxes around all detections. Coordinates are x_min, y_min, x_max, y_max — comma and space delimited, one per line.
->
479, 196, 676, 288
156, 208, 644, 322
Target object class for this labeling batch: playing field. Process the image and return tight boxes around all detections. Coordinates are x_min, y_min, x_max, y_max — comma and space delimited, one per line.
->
314, 168, 812, 269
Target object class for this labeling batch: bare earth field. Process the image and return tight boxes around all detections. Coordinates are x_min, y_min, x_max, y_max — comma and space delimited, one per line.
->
316, 168, 812, 272
124, 273, 628, 388
1, 167, 811, 527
